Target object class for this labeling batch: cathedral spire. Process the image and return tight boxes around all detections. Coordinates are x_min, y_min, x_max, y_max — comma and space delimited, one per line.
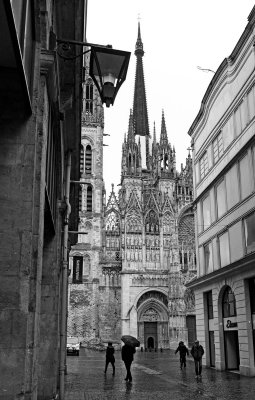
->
160, 110, 168, 146
127, 109, 135, 143
133, 22, 150, 169
153, 122, 156, 145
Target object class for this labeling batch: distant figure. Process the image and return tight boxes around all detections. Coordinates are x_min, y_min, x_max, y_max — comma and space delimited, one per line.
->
121, 343, 136, 382
191, 340, 204, 378
104, 342, 115, 375
175, 341, 189, 369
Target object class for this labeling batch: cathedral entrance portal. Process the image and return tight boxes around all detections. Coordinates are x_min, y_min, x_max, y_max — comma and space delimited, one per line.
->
137, 290, 169, 349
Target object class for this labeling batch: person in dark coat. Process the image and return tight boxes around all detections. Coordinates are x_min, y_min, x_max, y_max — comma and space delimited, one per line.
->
175, 341, 189, 369
191, 339, 204, 377
104, 342, 115, 375
121, 343, 136, 382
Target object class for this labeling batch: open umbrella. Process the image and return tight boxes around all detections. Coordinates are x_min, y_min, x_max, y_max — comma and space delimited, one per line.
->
121, 335, 140, 347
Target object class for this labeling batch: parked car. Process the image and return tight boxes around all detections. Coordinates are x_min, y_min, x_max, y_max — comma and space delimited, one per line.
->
67, 336, 80, 356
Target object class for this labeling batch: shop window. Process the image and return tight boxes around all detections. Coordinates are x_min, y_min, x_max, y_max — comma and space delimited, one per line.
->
73, 256, 83, 283
244, 212, 255, 254
222, 287, 236, 317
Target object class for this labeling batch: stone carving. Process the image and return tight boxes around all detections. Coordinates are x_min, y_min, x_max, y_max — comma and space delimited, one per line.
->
142, 308, 159, 321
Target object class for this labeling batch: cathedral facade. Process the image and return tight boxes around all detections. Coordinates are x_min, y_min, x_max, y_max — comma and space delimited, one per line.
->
68, 24, 196, 349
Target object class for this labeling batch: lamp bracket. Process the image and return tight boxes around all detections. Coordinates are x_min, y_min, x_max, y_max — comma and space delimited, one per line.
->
56, 39, 112, 61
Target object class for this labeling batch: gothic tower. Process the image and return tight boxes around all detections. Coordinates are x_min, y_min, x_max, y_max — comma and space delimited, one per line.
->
67, 51, 106, 343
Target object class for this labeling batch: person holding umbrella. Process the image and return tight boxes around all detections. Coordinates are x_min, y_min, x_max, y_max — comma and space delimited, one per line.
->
121, 335, 140, 382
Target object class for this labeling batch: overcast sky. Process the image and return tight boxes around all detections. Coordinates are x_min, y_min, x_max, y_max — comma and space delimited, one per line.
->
86, 1, 255, 197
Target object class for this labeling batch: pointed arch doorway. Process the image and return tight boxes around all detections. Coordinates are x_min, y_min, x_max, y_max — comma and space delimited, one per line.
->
136, 290, 169, 349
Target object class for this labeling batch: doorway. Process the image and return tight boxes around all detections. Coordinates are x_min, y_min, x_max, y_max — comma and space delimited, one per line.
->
147, 337, 154, 349
186, 315, 196, 347
209, 331, 215, 367
144, 322, 157, 349
224, 330, 240, 370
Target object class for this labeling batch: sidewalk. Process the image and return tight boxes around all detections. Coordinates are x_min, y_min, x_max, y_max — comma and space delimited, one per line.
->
64, 348, 255, 400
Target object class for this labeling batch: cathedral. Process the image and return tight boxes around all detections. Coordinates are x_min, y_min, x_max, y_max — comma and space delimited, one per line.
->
67, 23, 196, 350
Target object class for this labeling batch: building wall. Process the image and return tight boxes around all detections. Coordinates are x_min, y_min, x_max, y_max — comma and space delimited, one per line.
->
189, 6, 255, 376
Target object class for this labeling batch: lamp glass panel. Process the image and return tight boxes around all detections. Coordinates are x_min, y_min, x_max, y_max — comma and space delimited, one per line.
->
95, 52, 126, 81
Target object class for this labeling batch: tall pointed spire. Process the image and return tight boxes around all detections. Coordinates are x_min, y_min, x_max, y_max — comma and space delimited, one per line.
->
127, 109, 135, 143
160, 110, 168, 146
133, 22, 150, 169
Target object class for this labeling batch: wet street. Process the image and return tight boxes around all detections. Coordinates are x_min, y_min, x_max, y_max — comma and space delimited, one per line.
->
64, 348, 255, 399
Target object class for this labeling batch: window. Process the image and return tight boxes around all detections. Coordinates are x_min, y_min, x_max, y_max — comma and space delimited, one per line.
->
11, 0, 34, 94
226, 164, 239, 209
247, 86, 255, 122
202, 195, 211, 230
79, 184, 82, 211
85, 145, 92, 174
73, 256, 83, 283
234, 101, 245, 136
199, 152, 208, 180
206, 291, 214, 319
218, 231, 230, 267
215, 179, 226, 219
85, 80, 93, 113
239, 154, 252, 200
213, 132, 223, 163
222, 287, 236, 317
204, 242, 213, 273
80, 146, 84, 174
87, 185, 92, 212
244, 212, 255, 254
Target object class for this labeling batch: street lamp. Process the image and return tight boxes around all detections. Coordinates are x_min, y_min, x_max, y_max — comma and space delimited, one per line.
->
56, 39, 131, 107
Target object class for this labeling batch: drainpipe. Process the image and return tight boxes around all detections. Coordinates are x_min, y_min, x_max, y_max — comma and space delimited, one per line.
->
59, 151, 72, 400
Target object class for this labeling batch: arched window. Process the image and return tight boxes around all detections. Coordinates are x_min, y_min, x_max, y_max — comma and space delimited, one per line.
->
87, 185, 92, 212
85, 80, 93, 114
222, 286, 236, 317
85, 145, 92, 175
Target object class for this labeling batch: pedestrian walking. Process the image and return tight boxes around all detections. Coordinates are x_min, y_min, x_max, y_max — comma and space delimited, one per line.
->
191, 339, 204, 378
104, 342, 115, 375
121, 343, 136, 382
175, 341, 189, 369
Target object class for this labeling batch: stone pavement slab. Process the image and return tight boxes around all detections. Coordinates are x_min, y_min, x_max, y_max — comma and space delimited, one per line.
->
64, 348, 255, 400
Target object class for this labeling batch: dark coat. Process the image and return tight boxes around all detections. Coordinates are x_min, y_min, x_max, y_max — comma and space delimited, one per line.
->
121, 344, 136, 362
191, 344, 204, 360
106, 345, 115, 361
175, 343, 189, 357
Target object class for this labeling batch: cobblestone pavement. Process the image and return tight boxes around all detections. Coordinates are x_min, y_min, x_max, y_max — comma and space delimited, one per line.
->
64, 348, 255, 400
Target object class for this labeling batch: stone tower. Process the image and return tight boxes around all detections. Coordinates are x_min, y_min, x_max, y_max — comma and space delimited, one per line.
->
67, 51, 106, 345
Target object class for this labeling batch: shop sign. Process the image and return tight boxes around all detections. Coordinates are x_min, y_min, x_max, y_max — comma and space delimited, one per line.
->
226, 319, 237, 328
